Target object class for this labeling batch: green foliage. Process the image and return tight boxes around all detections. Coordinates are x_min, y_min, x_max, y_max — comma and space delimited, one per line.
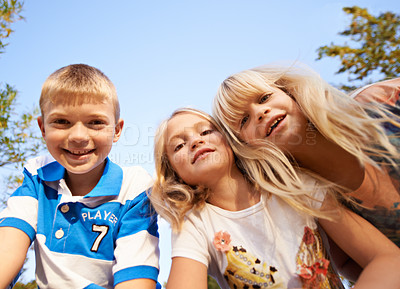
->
0, 1, 42, 284
0, 0, 43, 199
0, 0, 24, 54
207, 275, 220, 289
13, 281, 37, 289
0, 83, 42, 168
0, 83, 44, 196
317, 6, 400, 83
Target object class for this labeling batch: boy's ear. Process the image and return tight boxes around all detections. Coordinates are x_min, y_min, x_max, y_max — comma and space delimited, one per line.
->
37, 116, 46, 138
113, 119, 124, 143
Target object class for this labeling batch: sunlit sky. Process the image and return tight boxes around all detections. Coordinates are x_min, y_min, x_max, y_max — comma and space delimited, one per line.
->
1, 0, 398, 285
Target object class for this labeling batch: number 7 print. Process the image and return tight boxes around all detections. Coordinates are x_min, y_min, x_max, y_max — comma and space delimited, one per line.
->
91, 224, 109, 252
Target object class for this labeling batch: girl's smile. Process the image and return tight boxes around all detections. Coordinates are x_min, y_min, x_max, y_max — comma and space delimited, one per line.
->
238, 88, 308, 154
265, 114, 286, 137
192, 148, 215, 164
166, 112, 234, 187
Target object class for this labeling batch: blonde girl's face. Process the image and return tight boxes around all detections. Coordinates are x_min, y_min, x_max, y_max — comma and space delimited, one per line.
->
237, 86, 309, 153
165, 113, 234, 187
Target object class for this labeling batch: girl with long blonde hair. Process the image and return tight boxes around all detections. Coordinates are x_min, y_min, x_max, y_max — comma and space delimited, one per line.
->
150, 107, 400, 289
213, 63, 400, 279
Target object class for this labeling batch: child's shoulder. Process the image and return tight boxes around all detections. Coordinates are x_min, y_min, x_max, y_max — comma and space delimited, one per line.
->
297, 172, 327, 208
24, 154, 56, 175
121, 165, 152, 184
117, 165, 153, 201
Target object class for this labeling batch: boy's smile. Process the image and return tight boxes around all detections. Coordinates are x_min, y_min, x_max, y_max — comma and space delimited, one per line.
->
37, 100, 123, 182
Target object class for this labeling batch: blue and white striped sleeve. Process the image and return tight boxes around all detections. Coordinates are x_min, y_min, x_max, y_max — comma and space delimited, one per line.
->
0, 167, 39, 243
112, 167, 160, 287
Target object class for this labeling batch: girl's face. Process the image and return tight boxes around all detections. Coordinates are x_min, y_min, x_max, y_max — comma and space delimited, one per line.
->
236, 86, 309, 153
165, 113, 234, 186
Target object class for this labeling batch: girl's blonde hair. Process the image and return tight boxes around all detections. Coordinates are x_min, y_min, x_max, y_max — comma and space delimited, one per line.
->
40, 64, 120, 122
151, 107, 339, 232
151, 108, 214, 231
213, 63, 400, 200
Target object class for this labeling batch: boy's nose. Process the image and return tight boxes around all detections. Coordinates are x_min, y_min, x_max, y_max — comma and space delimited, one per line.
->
68, 123, 90, 142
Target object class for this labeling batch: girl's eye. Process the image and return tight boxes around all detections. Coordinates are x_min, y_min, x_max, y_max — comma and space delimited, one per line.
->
240, 116, 249, 129
259, 93, 272, 104
200, 129, 213, 136
174, 143, 184, 152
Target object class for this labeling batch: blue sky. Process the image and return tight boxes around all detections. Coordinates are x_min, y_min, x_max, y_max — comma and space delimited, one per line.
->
1, 0, 399, 285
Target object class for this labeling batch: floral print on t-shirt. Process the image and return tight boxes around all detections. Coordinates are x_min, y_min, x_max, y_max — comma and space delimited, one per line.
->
213, 228, 343, 289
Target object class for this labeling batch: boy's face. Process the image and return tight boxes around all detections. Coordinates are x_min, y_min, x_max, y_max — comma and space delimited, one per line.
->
37, 99, 123, 179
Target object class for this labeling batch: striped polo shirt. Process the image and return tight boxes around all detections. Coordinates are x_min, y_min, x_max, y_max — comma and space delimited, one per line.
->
0, 155, 160, 288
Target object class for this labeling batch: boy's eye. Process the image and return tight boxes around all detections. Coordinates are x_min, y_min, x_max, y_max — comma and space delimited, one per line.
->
240, 115, 249, 129
89, 120, 106, 125
88, 120, 107, 129
53, 119, 69, 125
259, 93, 272, 104
200, 129, 213, 136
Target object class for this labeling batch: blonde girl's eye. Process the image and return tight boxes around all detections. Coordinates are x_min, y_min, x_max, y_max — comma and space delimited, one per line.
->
174, 143, 184, 152
200, 129, 213, 136
259, 93, 272, 104
240, 115, 249, 129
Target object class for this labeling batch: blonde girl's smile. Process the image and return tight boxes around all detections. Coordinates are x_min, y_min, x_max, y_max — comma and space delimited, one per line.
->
192, 147, 215, 164
166, 112, 234, 186
265, 115, 286, 137
238, 88, 308, 152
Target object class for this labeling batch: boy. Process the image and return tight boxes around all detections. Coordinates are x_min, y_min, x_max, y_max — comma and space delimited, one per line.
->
0, 64, 160, 289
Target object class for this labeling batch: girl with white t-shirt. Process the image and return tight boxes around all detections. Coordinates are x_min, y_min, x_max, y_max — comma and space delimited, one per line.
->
150, 107, 400, 289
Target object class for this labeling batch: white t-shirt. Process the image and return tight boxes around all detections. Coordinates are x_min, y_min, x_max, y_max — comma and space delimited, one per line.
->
172, 194, 344, 289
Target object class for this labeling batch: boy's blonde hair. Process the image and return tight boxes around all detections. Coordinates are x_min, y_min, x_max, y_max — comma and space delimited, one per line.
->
213, 63, 400, 197
40, 64, 120, 121
151, 107, 338, 232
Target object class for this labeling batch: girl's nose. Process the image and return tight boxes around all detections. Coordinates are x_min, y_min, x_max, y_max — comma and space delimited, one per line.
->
250, 103, 270, 122
191, 138, 205, 150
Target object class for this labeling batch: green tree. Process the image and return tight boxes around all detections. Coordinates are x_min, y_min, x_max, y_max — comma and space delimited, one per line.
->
0, 0, 23, 54
316, 6, 400, 89
0, 1, 42, 288
0, 0, 43, 198
13, 281, 37, 289
1, 84, 43, 193
208, 276, 220, 289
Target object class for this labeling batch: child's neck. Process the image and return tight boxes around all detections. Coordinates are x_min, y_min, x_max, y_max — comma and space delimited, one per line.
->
207, 166, 260, 211
65, 162, 106, 196
294, 132, 364, 191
